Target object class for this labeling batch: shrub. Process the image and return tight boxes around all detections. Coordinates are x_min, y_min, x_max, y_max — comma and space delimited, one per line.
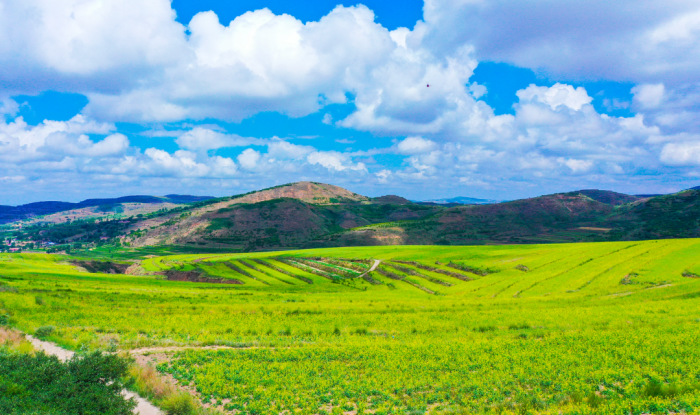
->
0, 314, 9, 326
161, 392, 197, 415
474, 325, 496, 333
34, 296, 44, 306
0, 351, 135, 415
35, 326, 55, 338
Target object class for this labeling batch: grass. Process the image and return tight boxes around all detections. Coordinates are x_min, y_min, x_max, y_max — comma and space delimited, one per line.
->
1, 240, 700, 414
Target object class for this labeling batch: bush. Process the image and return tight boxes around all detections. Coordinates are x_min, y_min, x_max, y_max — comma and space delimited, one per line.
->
0, 351, 135, 415
35, 326, 55, 338
0, 314, 9, 326
474, 325, 496, 333
34, 296, 44, 306
161, 392, 197, 415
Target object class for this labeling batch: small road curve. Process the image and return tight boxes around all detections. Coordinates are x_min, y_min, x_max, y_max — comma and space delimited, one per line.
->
359, 259, 381, 277
27, 335, 163, 415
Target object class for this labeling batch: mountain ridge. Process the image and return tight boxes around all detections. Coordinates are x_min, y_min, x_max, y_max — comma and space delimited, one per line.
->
6, 182, 700, 253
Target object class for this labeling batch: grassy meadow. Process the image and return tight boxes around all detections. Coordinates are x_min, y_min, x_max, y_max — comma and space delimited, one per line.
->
1, 240, 700, 414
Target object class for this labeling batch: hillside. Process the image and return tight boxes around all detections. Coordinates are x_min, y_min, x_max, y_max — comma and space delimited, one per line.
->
128, 196, 440, 251
8, 183, 700, 253
226, 181, 368, 204
313, 189, 700, 247
0, 194, 213, 224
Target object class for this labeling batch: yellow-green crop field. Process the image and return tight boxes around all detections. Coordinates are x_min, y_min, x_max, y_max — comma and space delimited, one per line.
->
2, 239, 700, 414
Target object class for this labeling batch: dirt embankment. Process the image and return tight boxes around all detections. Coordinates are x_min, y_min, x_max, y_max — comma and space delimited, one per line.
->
164, 270, 243, 284
72, 260, 130, 274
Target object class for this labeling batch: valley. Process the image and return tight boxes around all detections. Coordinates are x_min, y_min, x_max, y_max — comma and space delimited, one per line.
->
2, 240, 700, 414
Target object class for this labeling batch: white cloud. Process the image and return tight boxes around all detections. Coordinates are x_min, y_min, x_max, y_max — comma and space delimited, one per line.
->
145, 149, 210, 177
0, 115, 115, 162
560, 158, 595, 174
176, 127, 260, 151
78, 5, 398, 122
0, 98, 19, 116
397, 136, 437, 154
422, 0, 700, 85
517, 84, 593, 111
42, 133, 130, 157
307, 151, 367, 172
632, 84, 666, 109
267, 140, 315, 159
0, 0, 187, 93
375, 169, 392, 183
1, 1, 700, 201
660, 141, 700, 166
237, 148, 261, 170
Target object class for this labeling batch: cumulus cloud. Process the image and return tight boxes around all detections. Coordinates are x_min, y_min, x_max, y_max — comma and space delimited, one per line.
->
660, 141, 700, 166
307, 151, 367, 172
0, 0, 187, 93
176, 127, 261, 151
517, 84, 593, 111
0, 115, 115, 162
397, 136, 437, 154
80, 5, 399, 122
42, 133, 130, 157
237, 149, 261, 170
632, 84, 666, 109
1, 0, 700, 201
422, 0, 700, 85
267, 140, 315, 159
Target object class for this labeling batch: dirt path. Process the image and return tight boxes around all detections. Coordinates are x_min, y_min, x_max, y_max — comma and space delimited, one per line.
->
26, 335, 163, 415
360, 259, 381, 276
27, 335, 75, 362
129, 344, 250, 354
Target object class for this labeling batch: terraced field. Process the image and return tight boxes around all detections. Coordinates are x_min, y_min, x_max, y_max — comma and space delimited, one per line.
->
2, 239, 700, 414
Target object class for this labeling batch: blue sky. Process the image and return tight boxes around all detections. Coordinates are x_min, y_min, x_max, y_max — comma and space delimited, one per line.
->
1, 0, 699, 204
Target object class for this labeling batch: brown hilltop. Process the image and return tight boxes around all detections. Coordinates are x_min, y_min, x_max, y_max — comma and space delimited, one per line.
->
229, 182, 369, 205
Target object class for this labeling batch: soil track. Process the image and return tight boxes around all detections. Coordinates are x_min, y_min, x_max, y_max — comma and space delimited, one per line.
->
27, 335, 163, 415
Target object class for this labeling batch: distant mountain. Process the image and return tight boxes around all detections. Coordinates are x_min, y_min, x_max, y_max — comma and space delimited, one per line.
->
125, 182, 436, 249
419, 196, 500, 205
372, 195, 412, 204
320, 189, 700, 246
570, 189, 639, 206
11, 184, 700, 251
0, 194, 214, 224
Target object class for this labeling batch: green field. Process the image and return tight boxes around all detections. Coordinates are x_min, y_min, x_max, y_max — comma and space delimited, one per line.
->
2, 240, 700, 414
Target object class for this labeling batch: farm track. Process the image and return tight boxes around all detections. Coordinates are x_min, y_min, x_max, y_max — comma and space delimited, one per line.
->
287, 260, 337, 280
575, 248, 659, 291
513, 250, 617, 297
224, 261, 269, 285
239, 259, 295, 285
128, 345, 256, 354
309, 259, 361, 275
26, 335, 163, 415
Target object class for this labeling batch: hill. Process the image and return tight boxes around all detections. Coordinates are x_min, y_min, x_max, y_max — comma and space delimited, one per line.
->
8, 184, 700, 253
0, 194, 214, 224
420, 196, 500, 205
314, 189, 700, 247
128, 195, 440, 251
226, 181, 368, 204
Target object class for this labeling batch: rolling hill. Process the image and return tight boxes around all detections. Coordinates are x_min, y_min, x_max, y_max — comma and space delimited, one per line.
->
0, 194, 214, 224
7, 182, 700, 253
